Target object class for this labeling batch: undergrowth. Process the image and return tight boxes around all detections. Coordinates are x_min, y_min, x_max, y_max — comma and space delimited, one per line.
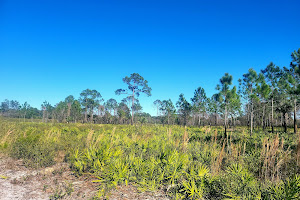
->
0, 118, 299, 199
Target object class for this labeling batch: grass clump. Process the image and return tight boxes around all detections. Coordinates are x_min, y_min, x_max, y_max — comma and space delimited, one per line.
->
12, 135, 56, 168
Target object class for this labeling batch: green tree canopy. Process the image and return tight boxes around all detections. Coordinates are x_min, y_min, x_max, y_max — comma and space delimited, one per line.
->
115, 73, 151, 125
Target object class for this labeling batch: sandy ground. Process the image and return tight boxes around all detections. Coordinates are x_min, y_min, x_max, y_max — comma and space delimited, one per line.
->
0, 155, 169, 200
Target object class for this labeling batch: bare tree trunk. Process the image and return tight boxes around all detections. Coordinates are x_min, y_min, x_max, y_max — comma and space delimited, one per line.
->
67, 103, 71, 119
167, 114, 170, 125
261, 105, 264, 129
294, 99, 297, 134
23, 111, 26, 122
271, 98, 274, 133
250, 102, 253, 136
262, 105, 265, 130
62, 108, 66, 123
224, 105, 227, 138
84, 107, 88, 123
247, 103, 250, 129
42, 109, 45, 122
131, 88, 135, 125
280, 113, 284, 127
98, 106, 100, 117
90, 107, 94, 123
269, 113, 271, 129
284, 112, 288, 133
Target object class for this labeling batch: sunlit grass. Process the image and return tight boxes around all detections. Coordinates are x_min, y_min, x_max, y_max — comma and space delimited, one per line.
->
0, 117, 299, 199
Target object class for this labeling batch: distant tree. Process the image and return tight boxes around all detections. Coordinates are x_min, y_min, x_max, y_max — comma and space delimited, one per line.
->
41, 101, 53, 122
132, 102, 143, 123
256, 73, 271, 129
121, 97, 133, 108
275, 70, 294, 133
41, 102, 46, 122
105, 98, 118, 116
0, 99, 20, 118
65, 95, 75, 121
207, 94, 221, 125
26, 107, 41, 119
176, 94, 192, 126
121, 97, 140, 119
21, 102, 30, 122
132, 101, 143, 114
292, 48, 300, 70
117, 102, 131, 124
115, 73, 152, 125
70, 100, 82, 123
0, 99, 10, 113
227, 86, 241, 128
136, 112, 151, 125
9, 100, 21, 118
79, 89, 102, 123
10, 100, 20, 110
262, 62, 282, 133
160, 99, 176, 125
191, 87, 207, 126
54, 101, 67, 122
287, 48, 300, 133
102, 98, 118, 124
153, 99, 162, 116
216, 73, 236, 137
118, 99, 142, 123
97, 104, 105, 119
240, 68, 258, 135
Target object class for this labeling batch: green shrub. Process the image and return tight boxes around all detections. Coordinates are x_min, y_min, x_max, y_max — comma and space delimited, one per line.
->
11, 135, 56, 168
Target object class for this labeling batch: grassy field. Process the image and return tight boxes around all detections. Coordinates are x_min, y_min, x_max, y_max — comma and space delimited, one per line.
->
0, 117, 299, 199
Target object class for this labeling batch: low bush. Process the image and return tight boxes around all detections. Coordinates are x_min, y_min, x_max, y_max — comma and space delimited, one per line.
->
0, 119, 299, 199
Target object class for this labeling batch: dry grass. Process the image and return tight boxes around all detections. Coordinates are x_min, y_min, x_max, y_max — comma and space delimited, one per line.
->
1, 129, 14, 145
182, 127, 189, 152
212, 138, 226, 174
260, 134, 291, 181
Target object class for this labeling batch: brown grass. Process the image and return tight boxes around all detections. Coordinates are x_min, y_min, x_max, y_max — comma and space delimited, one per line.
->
182, 127, 189, 152
1, 129, 14, 145
260, 134, 290, 181
86, 129, 94, 146
212, 138, 226, 174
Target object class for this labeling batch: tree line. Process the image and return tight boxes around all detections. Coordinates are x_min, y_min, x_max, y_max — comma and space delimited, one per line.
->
1, 49, 300, 134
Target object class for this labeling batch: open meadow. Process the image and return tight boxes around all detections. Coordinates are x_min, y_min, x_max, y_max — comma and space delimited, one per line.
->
0, 118, 299, 199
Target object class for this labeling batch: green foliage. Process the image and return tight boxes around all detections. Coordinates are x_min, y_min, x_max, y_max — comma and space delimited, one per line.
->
79, 88, 103, 123
223, 164, 260, 199
11, 134, 56, 168
0, 118, 299, 199
160, 99, 176, 125
176, 94, 192, 126
265, 175, 300, 200
115, 73, 152, 125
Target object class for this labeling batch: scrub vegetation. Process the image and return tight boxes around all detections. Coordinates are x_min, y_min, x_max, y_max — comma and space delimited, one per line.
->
1, 118, 300, 199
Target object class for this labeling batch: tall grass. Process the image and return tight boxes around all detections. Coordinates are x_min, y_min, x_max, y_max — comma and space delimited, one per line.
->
0, 118, 299, 199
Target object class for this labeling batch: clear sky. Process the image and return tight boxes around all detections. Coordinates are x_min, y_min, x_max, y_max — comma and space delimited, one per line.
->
1, 0, 299, 116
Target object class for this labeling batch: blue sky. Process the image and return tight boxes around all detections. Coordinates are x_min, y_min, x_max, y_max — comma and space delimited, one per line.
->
0, 0, 299, 115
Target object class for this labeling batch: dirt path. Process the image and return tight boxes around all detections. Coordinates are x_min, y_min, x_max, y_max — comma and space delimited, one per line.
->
0, 156, 169, 200
0, 157, 47, 200
0, 156, 98, 199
